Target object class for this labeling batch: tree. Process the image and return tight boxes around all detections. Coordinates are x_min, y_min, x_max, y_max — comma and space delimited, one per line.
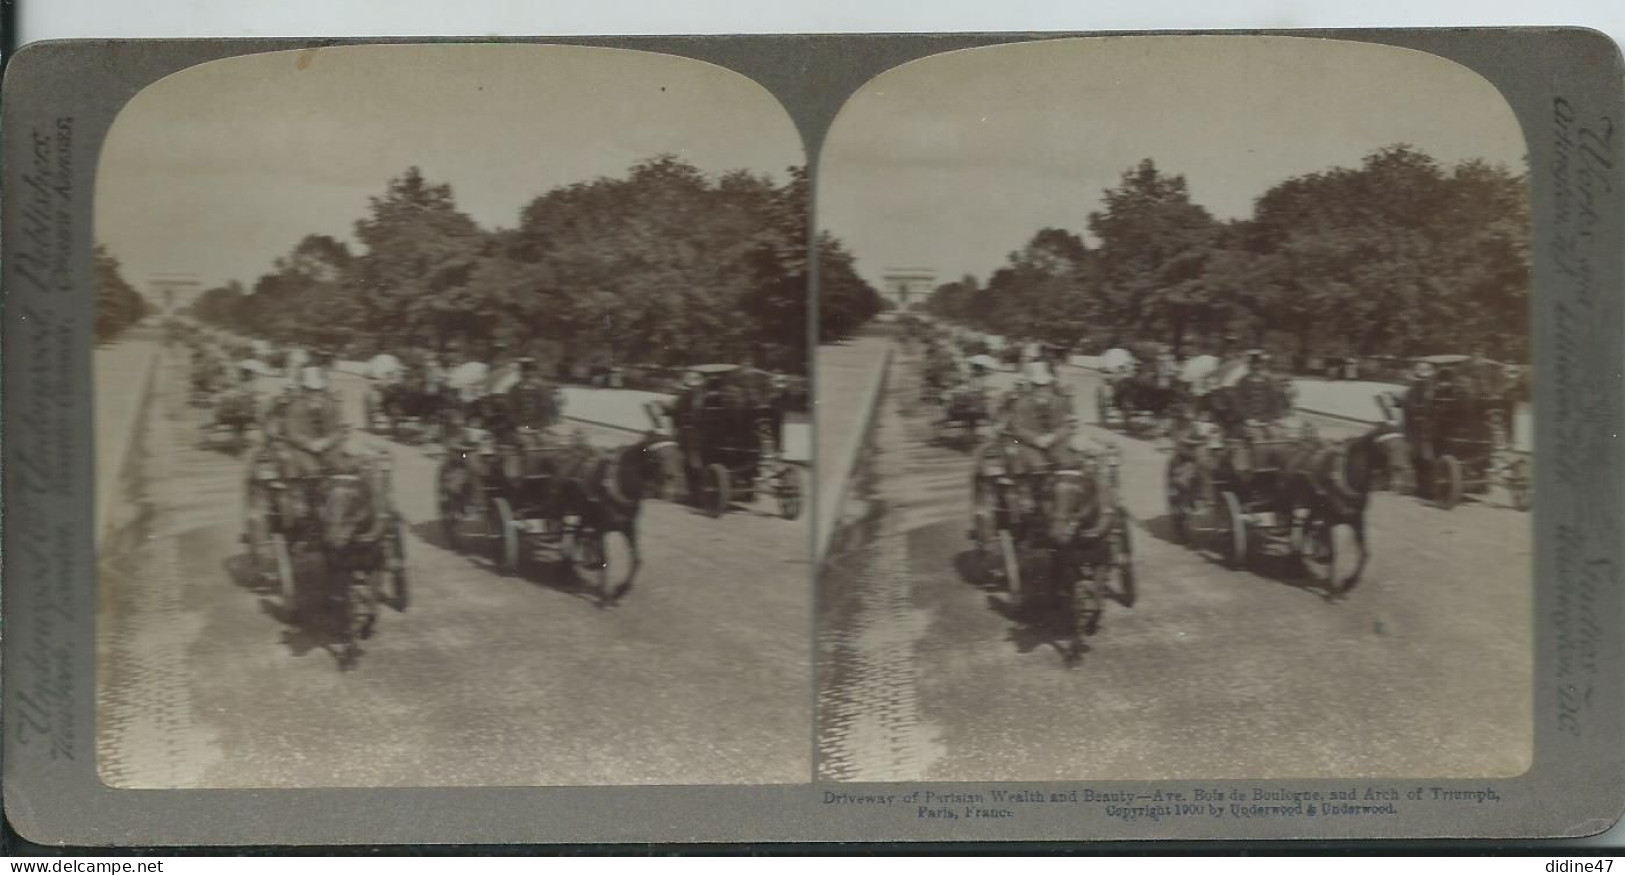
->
94, 245, 148, 342
1087, 159, 1220, 353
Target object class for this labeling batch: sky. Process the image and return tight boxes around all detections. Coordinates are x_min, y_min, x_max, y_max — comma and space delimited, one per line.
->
817, 35, 1530, 291
95, 43, 805, 297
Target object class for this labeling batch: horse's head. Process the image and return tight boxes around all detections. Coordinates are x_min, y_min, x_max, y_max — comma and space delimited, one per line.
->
318, 474, 378, 553
1046, 468, 1104, 547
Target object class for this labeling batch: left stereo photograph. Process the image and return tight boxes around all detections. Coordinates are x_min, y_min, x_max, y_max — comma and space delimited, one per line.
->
91, 43, 813, 789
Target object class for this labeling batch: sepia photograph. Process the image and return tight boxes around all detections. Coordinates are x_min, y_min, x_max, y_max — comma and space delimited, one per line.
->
92, 43, 812, 788
815, 36, 1534, 783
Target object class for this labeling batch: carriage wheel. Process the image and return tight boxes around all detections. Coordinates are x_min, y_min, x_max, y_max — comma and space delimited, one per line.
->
776, 465, 804, 521
493, 496, 521, 575
575, 530, 634, 603
1298, 517, 1339, 588
705, 464, 732, 518
341, 569, 376, 670
1079, 569, 1105, 637
1113, 514, 1136, 608
573, 528, 608, 597
1165, 457, 1192, 544
1506, 458, 1532, 512
1434, 454, 1464, 511
969, 479, 1003, 585
386, 517, 409, 612
437, 464, 472, 554
1216, 490, 1248, 569
243, 482, 272, 573
997, 529, 1023, 607
270, 533, 296, 608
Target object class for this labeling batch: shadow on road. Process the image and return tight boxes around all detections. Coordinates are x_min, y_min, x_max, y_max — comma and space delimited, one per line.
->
406, 519, 608, 607
1138, 511, 1344, 603
223, 550, 378, 669
951, 547, 1097, 668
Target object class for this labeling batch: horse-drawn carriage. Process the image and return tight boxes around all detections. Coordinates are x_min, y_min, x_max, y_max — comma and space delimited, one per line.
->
362, 355, 454, 443
242, 443, 409, 669
1164, 370, 1408, 592
968, 436, 1134, 660
201, 387, 258, 451
666, 363, 804, 521
436, 415, 679, 605
189, 352, 228, 408
1096, 342, 1181, 435
919, 345, 958, 406
1401, 354, 1531, 511
931, 355, 996, 448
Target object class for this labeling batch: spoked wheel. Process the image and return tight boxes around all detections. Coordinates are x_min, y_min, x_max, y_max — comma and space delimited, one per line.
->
1216, 490, 1249, 569
243, 482, 273, 576
1073, 571, 1103, 640
969, 479, 1003, 585
1506, 457, 1532, 511
492, 496, 521, 575
776, 465, 804, 521
575, 530, 635, 604
341, 569, 377, 671
270, 533, 296, 608
437, 463, 478, 554
1434, 454, 1464, 510
385, 517, 409, 611
998, 529, 1023, 607
1298, 516, 1339, 589
704, 463, 732, 518
1112, 514, 1136, 608
573, 529, 608, 598
1165, 457, 1195, 544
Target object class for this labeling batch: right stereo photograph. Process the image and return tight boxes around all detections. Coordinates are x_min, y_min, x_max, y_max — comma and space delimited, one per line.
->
815, 35, 1534, 784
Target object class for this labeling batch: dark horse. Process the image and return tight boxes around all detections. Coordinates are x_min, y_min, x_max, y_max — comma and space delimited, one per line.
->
377, 375, 451, 442
316, 470, 391, 668
1044, 464, 1123, 662
551, 433, 684, 606
1111, 357, 1183, 432
1280, 423, 1413, 594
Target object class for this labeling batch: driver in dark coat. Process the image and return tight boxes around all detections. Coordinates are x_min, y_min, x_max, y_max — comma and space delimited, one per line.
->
500, 357, 570, 482
1003, 366, 1078, 518
654, 369, 709, 501
275, 366, 357, 520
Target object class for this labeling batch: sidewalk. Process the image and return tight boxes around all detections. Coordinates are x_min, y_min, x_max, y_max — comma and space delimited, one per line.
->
814, 330, 894, 564
95, 336, 164, 545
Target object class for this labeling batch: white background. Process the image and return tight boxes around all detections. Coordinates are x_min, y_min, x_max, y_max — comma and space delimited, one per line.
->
13, 0, 1625, 45
12, 0, 1625, 853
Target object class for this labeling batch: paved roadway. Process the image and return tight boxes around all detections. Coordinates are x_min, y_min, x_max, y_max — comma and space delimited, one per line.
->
817, 342, 1532, 783
97, 344, 810, 789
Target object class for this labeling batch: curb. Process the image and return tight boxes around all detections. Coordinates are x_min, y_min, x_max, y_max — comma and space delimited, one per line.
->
96, 343, 164, 548
815, 342, 894, 568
